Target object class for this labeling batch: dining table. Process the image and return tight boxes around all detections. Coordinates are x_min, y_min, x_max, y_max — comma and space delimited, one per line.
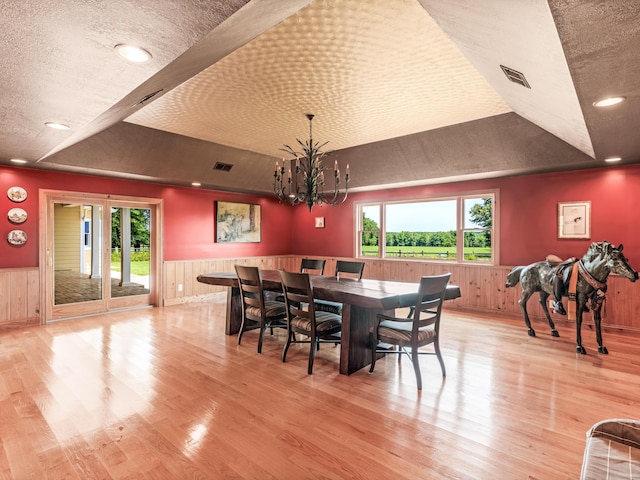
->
197, 270, 461, 375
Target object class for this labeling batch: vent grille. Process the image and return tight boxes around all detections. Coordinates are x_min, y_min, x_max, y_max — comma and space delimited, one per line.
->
132, 89, 163, 106
500, 65, 531, 89
213, 162, 233, 172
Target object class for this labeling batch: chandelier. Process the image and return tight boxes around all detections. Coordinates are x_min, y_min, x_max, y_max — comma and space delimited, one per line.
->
274, 114, 349, 212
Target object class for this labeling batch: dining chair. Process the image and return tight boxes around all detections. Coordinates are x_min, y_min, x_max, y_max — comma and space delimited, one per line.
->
580, 419, 640, 479
369, 273, 451, 390
300, 258, 326, 275
275, 258, 327, 303
235, 265, 287, 353
315, 260, 366, 315
279, 270, 342, 374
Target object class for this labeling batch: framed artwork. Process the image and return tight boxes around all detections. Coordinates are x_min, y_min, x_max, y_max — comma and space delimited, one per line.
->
558, 201, 591, 239
315, 217, 325, 228
215, 201, 261, 243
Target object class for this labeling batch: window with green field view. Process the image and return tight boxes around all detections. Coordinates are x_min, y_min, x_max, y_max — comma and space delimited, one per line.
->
357, 192, 496, 263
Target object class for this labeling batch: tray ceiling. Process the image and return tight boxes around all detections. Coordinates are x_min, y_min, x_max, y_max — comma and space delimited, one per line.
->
1, 0, 639, 193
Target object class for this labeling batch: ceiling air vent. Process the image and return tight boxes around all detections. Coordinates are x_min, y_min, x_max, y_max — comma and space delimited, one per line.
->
132, 89, 163, 106
500, 65, 531, 89
213, 162, 233, 172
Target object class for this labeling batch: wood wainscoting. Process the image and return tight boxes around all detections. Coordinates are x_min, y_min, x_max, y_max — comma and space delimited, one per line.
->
349, 257, 640, 333
163, 256, 299, 306
164, 255, 640, 333
7, 257, 638, 332
0, 268, 39, 328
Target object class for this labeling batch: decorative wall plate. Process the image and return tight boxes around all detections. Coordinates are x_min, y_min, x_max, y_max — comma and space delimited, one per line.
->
8, 207, 27, 224
7, 229, 27, 246
7, 186, 27, 203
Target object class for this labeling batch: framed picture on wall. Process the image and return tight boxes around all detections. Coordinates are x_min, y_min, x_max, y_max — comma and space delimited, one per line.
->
558, 201, 591, 239
215, 201, 261, 243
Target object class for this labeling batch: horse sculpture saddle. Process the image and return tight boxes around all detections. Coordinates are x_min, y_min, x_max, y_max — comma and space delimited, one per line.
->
547, 255, 597, 320
546, 255, 582, 319
546, 254, 564, 265
546, 255, 577, 281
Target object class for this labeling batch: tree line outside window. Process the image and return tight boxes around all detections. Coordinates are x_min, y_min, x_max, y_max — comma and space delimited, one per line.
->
357, 193, 495, 263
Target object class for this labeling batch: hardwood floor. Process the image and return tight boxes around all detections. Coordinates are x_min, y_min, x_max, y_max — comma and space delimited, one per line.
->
1, 299, 639, 479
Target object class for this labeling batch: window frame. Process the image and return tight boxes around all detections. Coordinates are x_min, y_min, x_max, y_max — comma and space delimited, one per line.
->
355, 189, 499, 265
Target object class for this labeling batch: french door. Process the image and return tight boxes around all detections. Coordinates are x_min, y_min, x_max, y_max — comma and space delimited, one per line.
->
41, 190, 162, 321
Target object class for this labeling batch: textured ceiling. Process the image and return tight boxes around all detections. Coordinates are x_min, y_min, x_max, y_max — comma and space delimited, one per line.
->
126, 0, 511, 156
1, 0, 640, 194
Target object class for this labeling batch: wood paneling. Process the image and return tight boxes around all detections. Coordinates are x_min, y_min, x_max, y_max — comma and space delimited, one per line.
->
6, 256, 637, 332
0, 268, 39, 327
306, 257, 640, 333
165, 256, 640, 332
163, 256, 299, 306
354, 258, 640, 333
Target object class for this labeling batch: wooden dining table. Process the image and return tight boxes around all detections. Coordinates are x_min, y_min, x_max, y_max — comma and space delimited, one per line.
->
197, 270, 461, 375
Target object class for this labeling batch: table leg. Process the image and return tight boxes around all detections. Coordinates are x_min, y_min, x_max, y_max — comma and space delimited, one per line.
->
339, 304, 394, 375
225, 286, 242, 335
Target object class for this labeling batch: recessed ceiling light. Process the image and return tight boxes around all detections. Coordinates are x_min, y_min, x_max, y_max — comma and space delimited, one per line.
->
191, 182, 202, 187
115, 44, 152, 63
604, 156, 622, 163
593, 96, 625, 107
10, 158, 28, 164
45, 122, 70, 130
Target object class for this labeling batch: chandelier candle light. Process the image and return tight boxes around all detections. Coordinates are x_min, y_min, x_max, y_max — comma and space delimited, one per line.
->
274, 114, 349, 212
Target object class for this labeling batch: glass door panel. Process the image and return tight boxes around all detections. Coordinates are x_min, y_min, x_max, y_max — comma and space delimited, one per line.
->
110, 207, 151, 300
54, 203, 104, 306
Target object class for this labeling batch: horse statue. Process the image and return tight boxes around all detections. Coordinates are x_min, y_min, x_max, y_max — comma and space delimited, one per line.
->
505, 241, 638, 354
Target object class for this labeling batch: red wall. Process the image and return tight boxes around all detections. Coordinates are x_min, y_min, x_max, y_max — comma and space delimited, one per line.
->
290, 164, 640, 268
3, 163, 640, 270
0, 166, 292, 268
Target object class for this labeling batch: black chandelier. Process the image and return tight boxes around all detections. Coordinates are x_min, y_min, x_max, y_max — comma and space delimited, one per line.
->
274, 114, 349, 212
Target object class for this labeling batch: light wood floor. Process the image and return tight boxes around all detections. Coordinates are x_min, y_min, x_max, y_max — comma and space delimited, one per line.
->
1, 299, 639, 479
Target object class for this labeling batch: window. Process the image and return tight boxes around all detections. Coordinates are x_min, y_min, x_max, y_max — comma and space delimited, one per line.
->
356, 191, 497, 263
83, 220, 91, 247
360, 205, 380, 257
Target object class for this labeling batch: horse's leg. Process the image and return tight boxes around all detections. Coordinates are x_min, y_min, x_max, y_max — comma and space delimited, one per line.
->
518, 290, 536, 337
593, 306, 608, 354
575, 297, 587, 355
538, 292, 559, 337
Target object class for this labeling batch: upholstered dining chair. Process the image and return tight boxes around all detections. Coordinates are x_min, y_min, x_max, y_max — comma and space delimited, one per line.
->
315, 260, 366, 315
279, 270, 342, 374
369, 273, 451, 390
580, 419, 640, 480
235, 265, 287, 353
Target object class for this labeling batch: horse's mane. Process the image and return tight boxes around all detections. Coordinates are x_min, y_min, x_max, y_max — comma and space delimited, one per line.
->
583, 240, 613, 262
